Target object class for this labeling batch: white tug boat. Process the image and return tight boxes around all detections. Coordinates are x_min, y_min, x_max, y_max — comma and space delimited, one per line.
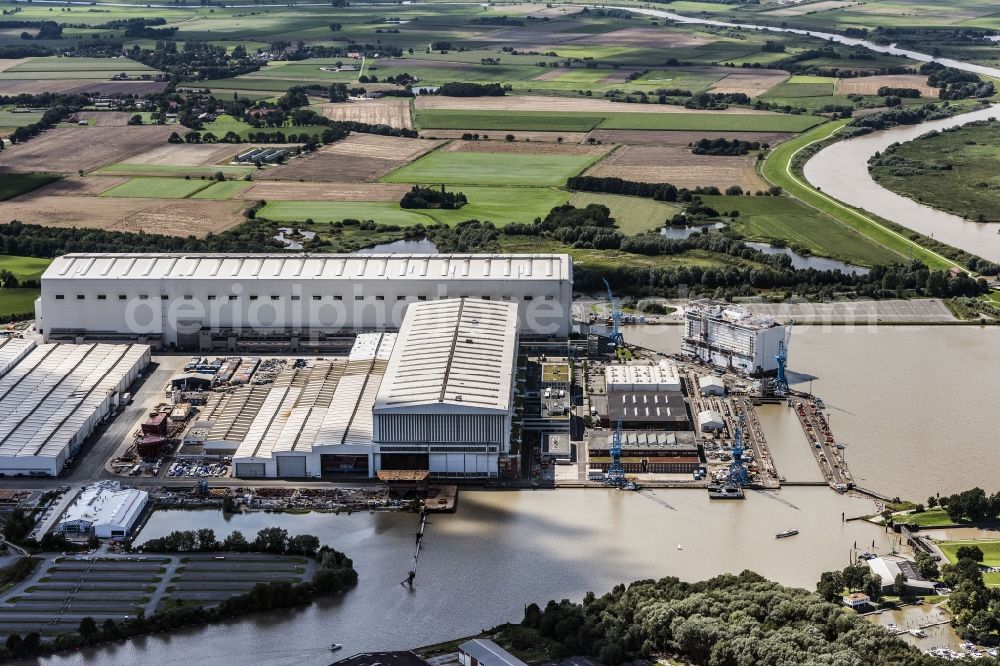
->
776, 529, 799, 539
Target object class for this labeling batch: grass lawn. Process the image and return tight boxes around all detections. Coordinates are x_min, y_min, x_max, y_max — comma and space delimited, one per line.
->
415, 109, 824, 133
258, 201, 433, 226
0, 255, 52, 281
97, 163, 255, 177
190, 180, 252, 200
422, 186, 569, 226
383, 151, 599, 187
0, 288, 40, 318
415, 110, 603, 132
0, 173, 60, 201
0, 111, 44, 127
100, 177, 214, 199
700, 194, 902, 266
938, 540, 1000, 566
568, 192, 683, 235
900, 508, 955, 527
760, 120, 959, 270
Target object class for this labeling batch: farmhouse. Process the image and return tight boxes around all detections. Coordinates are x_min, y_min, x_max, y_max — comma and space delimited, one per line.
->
35, 253, 572, 350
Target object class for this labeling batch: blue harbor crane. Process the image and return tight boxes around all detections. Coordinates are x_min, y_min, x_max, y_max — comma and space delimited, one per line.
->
726, 414, 750, 488
605, 418, 626, 487
601, 278, 625, 349
774, 322, 793, 397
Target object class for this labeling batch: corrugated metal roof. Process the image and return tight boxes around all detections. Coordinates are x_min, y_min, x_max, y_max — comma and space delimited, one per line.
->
0, 343, 149, 461
233, 333, 396, 461
374, 299, 518, 412
0, 337, 36, 378
42, 253, 571, 282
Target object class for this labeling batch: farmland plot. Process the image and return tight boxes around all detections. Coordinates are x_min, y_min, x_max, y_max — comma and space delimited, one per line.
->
0, 126, 175, 173
585, 144, 767, 192
256, 134, 443, 182
316, 97, 412, 129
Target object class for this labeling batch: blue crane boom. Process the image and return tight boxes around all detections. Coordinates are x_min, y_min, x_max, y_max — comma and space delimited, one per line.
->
774, 321, 793, 396
726, 413, 750, 488
601, 278, 625, 348
606, 418, 626, 486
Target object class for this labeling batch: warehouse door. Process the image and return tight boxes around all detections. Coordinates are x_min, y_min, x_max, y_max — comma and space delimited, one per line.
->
235, 463, 265, 478
276, 455, 307, 478
176, 320, 202, 350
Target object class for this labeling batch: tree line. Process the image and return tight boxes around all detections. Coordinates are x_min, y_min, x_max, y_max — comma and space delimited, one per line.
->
138, 527, 323, 556
690, 137, 764, 156
508, 571, 939, 665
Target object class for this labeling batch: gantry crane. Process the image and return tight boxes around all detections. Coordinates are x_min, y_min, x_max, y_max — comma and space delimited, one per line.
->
774, 321, 793, 397
605, 418, 626, 487
601, 278, 625, 349
726, 413, 750, 488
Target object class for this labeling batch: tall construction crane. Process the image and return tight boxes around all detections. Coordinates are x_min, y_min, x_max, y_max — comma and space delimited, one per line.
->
726, 413, 750, 488
605, 418, 626, 487
601, 278, 625, 349
774, 321, 793, 397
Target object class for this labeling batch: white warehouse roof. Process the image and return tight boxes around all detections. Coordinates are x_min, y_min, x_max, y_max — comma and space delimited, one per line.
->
697, 410, 725, 430
698, 375, 726, 394
0, 337, 35, 378
0, 343, 149, 472
41, 253, 571, 282
58, 481, 148, 537
605, 363, 681, 392
233, 333, 396, 462
375, 298, 518, 412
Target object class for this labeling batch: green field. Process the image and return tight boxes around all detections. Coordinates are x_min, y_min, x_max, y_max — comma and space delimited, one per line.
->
258, 201, 433, 226
701, 194, 903, 266
0, 111, 44, 127
415, 111, 603, 133
0, 288, 41, 318
383, 151, 600, 187
100, 177, 215, 199
190, 181, 252, 200
939, 540, 1000, 566
415, 109, 824, 133
96, 163, 256, 178
0, 255, 52, 281
256, 186, 569, 227
0, 173, 60, 201
870, 122, 1000, 223
568, 192, 683, 235
900, 508, 955, 527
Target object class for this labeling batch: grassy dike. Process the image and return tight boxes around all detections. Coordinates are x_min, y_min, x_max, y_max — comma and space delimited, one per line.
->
760, 120, 964, 271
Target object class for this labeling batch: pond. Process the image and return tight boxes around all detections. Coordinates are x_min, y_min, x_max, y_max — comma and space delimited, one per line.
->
273, 227, 317, 251
353, 238, 439, 255
745, 242, 871, 274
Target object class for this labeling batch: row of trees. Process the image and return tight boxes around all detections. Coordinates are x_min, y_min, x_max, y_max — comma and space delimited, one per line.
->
139, 527, 323, 556
399, 185, 468, 210
436, 82, 506, 97
690, 137, 764, 156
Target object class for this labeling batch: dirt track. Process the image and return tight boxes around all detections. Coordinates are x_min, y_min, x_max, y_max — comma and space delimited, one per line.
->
0, 125, 175, 173
0, 195, 246, 236
585, 144, 767, 191
836, 74, 938, 97
440, 140, 609, 156
238, 182, 410, 201
316, 97, 412, 129
709, 71, 789, 97
415, 95, 771, 114
256, 134, 442, 182
586, 129, 795, 146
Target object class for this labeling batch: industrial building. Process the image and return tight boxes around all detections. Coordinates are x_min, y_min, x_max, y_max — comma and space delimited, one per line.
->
231, 333, 395, 478
57, 481, 148, 539
0, 337, 35, 378
588, 431, 701, 474
867, 557, 937, 595
373, 298, 519, 479
682, 299, 787, 374
698, 375, 726, 396
602, 361, 689, 430
36, 253, 572, 349
0, 343, 150, 476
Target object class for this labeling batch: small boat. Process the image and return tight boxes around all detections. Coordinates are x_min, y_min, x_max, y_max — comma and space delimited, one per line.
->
775, 529, 799, 539
910, 629, 928, 638
708, 484, 745, 500
331, 644, 343, 651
